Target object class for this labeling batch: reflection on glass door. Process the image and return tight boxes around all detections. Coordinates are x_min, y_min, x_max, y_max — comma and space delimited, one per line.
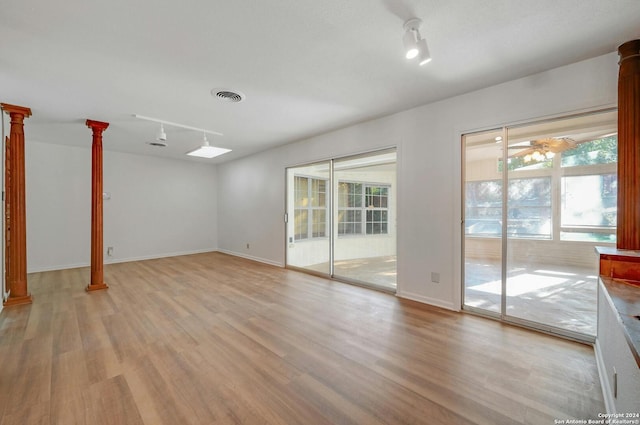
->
286, 162, 331, 275
463, 110, 617, 339
286, 149, 397, 291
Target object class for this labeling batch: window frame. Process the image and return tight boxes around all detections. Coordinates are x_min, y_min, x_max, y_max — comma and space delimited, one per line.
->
293, 175, 328, 241
337, 180, 391, 237
465, 139, 617, 242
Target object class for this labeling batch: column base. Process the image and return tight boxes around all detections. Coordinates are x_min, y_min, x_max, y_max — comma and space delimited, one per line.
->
86, 283, 108, 292
3, 293, 33, 306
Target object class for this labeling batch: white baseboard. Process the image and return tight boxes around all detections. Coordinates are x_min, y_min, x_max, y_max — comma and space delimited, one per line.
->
27, 248, 219, 273
396, 290, 457, 311
28, 262, 89, 273
216, 249, 283, 267
594, 338, 615, 414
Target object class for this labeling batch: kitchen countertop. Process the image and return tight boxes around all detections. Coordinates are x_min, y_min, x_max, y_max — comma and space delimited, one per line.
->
599, 276, 640, 367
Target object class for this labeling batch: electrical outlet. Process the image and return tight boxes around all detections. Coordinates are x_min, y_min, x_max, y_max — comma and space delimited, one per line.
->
107, 246, 113, 257
431, 272, 440, 283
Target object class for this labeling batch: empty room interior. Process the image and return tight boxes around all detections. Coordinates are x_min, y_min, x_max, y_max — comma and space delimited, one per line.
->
1, 1, 639, 424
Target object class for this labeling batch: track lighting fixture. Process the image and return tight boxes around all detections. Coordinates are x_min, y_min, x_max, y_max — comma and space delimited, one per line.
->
133, 114, 228, 157
156, 123, 167, 141
403, 18, 431, 66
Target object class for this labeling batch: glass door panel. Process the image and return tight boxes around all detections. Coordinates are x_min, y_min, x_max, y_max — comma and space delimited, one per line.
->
503, 111, 617, 337
463, 110, 616, 339
333, 150, 397, 291
463, 129, 504, 314
286, 162, 331, 275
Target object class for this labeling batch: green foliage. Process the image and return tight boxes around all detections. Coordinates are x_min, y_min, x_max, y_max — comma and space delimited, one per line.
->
497, 135, 617, 171
561, 136, 617, 167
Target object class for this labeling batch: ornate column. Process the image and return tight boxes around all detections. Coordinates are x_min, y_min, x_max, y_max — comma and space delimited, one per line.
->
86, 119, 109, 291
617, 40, 640, 250
2, 103, 32, 306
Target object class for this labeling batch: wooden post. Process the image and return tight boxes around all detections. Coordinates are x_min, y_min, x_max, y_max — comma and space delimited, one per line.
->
617, 40, 640, 250
2, 103, 32, 306
86, 119, 109, 291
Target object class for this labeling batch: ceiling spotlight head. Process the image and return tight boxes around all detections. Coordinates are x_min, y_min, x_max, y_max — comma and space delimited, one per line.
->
403, 30, 419, 59
403, 18, 422, 60
417, 38, 432, 66
403, 17, 423, 33
156, 123, 167, 141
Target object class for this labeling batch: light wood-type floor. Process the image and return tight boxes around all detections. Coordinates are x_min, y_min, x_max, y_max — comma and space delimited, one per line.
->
0, 252, 604, 424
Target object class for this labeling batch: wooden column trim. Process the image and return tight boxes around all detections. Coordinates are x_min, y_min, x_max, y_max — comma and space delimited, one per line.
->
86, 119, 109, 292
2, 103, 32, 306
617, 39, 640, 250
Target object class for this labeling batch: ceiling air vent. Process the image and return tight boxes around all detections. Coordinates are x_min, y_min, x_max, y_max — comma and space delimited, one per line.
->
211, 88, 245, 103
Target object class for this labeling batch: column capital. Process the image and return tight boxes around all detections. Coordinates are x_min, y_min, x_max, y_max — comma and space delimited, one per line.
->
618, 39, 640, 63
1, 103, 32, 118
86, 119, 109, 134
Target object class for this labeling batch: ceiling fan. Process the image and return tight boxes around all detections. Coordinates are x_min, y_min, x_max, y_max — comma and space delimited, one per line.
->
508, 137, 576, 162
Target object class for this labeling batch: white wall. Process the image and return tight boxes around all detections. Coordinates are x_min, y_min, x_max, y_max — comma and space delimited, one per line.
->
25, 142, 218, 272
217, 52, 618, 310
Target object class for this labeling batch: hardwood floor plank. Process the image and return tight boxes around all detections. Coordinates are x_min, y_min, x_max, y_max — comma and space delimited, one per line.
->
125, 354, 199, 425
0, 401, 50, 425
50, 350, 91, 410
0, 252, 605, 424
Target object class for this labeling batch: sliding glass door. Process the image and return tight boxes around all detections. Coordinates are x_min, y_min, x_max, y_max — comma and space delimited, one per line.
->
463, 128, 504, 314
463, 110, 617, 340
285, 161, 331, 275
333, 151, 397, 290
286, 149, 397, 291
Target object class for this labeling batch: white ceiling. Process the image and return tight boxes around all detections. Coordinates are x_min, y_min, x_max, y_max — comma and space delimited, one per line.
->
1, 0, 639, 164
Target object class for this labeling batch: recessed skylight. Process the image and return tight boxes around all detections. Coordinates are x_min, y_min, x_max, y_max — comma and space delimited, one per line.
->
186, 146, 231, 159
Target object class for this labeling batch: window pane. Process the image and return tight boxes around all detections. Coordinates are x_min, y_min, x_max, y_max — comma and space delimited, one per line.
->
339, 182, 363, 208
311, 179, 326, 207
465, 180, 502, 236
294, 209, 308, 240
338, 209, 362, 235
312, 209, 326, 237
365, 186, 389, 208
294, 177, 308, 207
501, 156, 552, 171
380, 196, 388, 208
561, 135, 617, 168
561, 174, 617, 228
365, 208, 388, 235
560, 231, 616, 242
353, 184, 363, 207
507, 177, 551, 239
